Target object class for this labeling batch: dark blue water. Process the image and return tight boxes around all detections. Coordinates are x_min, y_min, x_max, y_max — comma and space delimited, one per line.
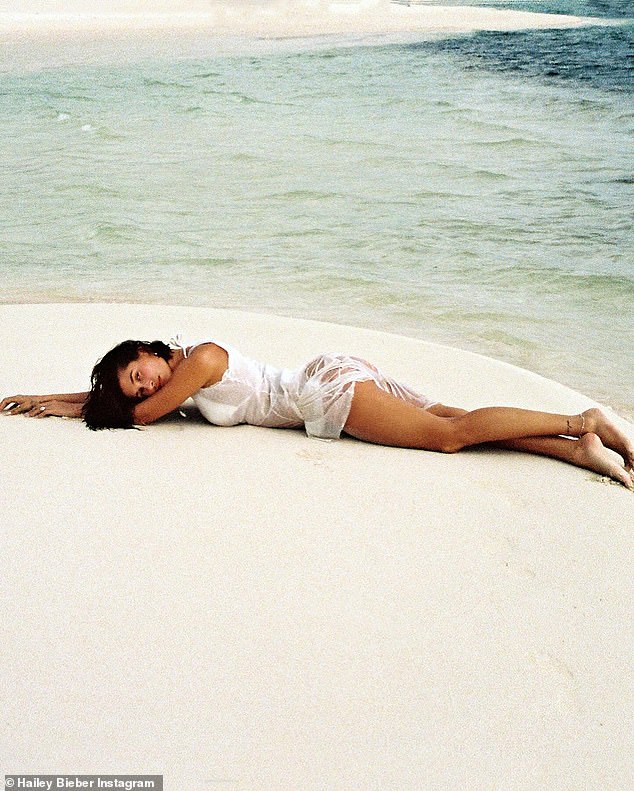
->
421, 0, 633, 18
418, 0, 634, 93
461, 0, 633, 18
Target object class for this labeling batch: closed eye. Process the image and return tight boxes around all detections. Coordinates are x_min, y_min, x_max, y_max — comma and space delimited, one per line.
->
129, 369, 143, 399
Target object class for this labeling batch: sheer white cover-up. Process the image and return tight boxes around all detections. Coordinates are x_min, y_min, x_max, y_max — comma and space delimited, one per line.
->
173, 337, 437, 440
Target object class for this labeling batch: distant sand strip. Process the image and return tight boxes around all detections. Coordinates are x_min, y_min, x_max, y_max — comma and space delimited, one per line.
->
0, 1, 604, 38
1, 1, 611, 69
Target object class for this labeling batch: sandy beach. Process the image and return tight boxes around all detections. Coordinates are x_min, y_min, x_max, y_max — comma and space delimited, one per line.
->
2, 303, 633, 789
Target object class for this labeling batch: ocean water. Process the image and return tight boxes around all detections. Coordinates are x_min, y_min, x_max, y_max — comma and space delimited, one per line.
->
1, 3, 632, 414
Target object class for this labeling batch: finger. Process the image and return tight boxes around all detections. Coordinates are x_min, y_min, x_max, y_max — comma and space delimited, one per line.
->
29, 405, 48, 418
1, 397, 21, 411
9, 401, 36, 415
19, 403, 42, 417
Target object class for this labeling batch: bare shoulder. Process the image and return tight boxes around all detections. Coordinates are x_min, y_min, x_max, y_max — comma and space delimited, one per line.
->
187, 342, 229, 386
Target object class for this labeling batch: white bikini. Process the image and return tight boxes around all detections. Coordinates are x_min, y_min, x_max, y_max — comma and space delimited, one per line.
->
173, 337, 436, 440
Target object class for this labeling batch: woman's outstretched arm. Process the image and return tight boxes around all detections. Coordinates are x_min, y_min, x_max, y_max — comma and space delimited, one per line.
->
0, 391, 89, 418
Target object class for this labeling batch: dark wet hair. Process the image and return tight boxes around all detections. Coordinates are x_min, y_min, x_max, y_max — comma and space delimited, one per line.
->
82, 339, 172, 430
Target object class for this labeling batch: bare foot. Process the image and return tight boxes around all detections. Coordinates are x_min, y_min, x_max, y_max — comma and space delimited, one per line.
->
574, 433, 634, 490
581, 408, 634, 472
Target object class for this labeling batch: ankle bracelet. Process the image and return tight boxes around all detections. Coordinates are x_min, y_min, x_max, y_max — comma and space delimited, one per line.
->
567, 414, 586, 436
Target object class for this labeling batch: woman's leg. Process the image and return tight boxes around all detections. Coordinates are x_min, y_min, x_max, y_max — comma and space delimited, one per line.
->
344, 382, 634, 488
498, 434, 634, 488
427, 404, 634, 487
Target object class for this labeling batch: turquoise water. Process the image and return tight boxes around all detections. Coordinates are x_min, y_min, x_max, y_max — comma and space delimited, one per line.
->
1, 19, 632, 414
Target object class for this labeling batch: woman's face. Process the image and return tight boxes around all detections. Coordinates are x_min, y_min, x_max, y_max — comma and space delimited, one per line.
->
118, 351, 172, 400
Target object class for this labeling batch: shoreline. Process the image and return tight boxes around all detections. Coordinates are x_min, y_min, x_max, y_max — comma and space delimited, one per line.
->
2, 301, 632, 422
3, 297, 632, 422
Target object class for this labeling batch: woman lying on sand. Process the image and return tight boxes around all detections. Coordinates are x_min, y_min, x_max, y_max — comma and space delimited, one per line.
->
2, 337, 633, 489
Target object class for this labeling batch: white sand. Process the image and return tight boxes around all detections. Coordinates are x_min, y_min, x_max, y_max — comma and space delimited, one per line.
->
2, 303, 633, 789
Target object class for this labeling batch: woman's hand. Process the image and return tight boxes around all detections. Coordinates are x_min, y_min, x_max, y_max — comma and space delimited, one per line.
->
0, 394, 83, 419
